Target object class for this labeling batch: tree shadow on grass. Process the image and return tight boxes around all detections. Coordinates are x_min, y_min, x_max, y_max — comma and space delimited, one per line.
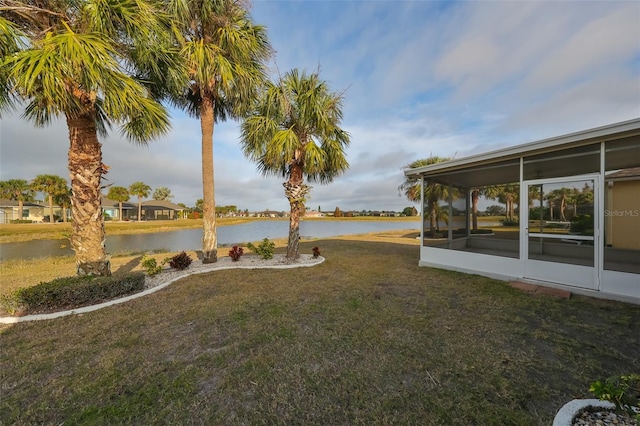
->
115, 256, 142, 275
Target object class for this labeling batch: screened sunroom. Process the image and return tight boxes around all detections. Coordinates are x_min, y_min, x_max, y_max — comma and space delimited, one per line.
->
404, 119, 640, 303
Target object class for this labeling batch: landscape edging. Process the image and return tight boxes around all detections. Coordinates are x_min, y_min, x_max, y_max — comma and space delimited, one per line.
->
0, 256, 325, 324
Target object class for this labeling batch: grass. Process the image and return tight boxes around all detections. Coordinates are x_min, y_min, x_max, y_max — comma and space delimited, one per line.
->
1, 233, 639, 425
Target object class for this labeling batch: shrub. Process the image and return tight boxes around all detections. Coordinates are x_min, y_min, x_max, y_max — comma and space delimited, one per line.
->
0, 273, 146, 315
42, 215, 61, 223
229, 245, 244, 261
312, 246, 321, 258
470, 229, 493, 235
246, 238, 275, 260
140, 255, 163, 275
169, 251, 192, 270
10, 219, 33, 224
570, 214, 594, 235
500, 218, 519, 226
590, 374, 640, 420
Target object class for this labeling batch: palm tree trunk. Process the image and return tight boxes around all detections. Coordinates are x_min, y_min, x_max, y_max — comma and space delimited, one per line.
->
429, 199, 438, 234
118, 202, 123, 221
200, 95, 217, 263
287, 198, 301, 259
48, 194, 54, 223
471, 189, 479, 230
66, 113, 111, 276
18, 200, 23, 221
138, 197, 142, 221
284, 164, 306, 259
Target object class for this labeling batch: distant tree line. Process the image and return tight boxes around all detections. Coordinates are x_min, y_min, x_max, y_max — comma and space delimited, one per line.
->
1, 175, 243, 222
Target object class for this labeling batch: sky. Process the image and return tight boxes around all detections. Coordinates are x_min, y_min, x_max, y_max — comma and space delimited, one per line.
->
1, 0, 639, 213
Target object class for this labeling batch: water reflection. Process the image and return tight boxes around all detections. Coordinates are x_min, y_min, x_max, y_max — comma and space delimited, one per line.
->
0, 220, 419, 261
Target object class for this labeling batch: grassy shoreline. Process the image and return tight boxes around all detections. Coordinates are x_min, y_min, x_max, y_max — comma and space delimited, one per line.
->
1, 236, 638, 425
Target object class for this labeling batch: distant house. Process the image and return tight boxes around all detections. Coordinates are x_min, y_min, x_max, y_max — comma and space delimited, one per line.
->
305, 210, 323, 218
0, 199, 47, 223
100, 198, 184, 221
140, 200, 185, 220
101, 197, 136, 221
254, 210, 288, 218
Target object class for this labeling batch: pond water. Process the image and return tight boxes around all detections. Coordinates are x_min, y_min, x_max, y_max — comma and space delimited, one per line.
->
0, 220, 419, 261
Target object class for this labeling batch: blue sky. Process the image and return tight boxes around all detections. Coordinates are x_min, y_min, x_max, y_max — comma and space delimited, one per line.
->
1, 0, 639, 212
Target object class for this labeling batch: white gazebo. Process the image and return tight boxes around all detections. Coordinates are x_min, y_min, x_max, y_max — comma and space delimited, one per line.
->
404, 119, 640, 303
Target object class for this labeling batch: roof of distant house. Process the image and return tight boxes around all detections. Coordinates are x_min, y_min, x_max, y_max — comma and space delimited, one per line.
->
100, 197, 135, 208
0, 198, 45, 207
607, 167, 640, 179
141, 200, 184, 210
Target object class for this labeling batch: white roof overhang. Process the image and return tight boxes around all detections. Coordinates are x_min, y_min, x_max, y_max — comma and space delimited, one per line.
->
404, 118, 640, 185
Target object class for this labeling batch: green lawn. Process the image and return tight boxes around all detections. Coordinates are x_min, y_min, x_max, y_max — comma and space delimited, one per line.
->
1, 238, 638, 425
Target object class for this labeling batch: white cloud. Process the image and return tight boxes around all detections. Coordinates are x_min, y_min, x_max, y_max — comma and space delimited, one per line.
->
525, 5, 639, 91
2, 0, 638, 212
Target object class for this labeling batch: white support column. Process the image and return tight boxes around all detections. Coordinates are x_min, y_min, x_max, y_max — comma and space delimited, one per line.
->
420, 176, 424, 247
519, 157, 526, 264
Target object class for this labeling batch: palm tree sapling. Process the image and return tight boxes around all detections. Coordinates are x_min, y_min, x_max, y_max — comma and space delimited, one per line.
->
241, 69, 350, 259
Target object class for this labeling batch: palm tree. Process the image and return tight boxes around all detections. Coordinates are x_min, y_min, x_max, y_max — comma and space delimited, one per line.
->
53, 186, 72, 223
497, 183, 519, 222
169, 0, 271, 263
31, 174, 67, 223
545, 187, 571, 221
399, 157, 451, 235
152, 186, 173, 201
470, 185, 501, 230
129, 181, 151, 221
575, 182, 594, 215
241, 69, 350, 259
106, 186, 130, 221
1, 2, 180, 275
0, 179, 35, 220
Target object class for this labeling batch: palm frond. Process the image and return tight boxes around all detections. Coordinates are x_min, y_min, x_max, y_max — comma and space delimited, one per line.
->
263, 128, 298, 169
118, 96, 171, 144
6, 20, 171, 142
240, 67, 350, 185
172, 0, 271, 120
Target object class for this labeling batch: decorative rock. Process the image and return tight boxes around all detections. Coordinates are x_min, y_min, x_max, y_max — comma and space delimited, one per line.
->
554, 399, 637, 426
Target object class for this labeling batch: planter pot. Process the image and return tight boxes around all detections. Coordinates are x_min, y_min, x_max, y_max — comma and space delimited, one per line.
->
553, 399, 617, 426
